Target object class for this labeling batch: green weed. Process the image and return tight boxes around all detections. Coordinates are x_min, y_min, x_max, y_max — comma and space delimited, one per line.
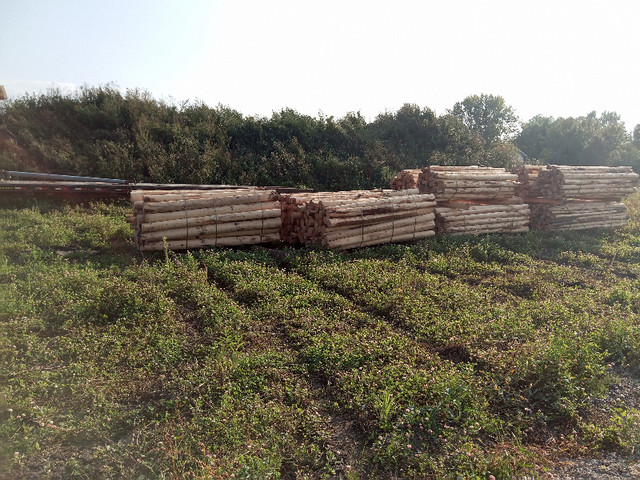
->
2, 194, 640, 477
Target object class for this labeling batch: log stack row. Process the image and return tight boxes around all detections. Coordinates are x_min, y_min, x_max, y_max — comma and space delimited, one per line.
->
515, 165, 638, 202
280, 189, 437, 249
128, 188, 281, 251
127, 164, 638, 252
434, 201, 530, 235
529, 201, 628, 231
516, 165, 638, 230
417, 165, 520, 202
390, 169, 421, 190
392, 166, 528, 236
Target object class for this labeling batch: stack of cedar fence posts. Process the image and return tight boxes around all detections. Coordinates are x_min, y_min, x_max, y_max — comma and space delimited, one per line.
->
391, 166, 531, 235
128, 188, 281, 251
515, 165, 638, 230
279, 189, 437, 249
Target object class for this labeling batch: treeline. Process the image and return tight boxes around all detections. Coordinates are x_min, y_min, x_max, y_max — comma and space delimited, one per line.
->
1, 86, 639, 190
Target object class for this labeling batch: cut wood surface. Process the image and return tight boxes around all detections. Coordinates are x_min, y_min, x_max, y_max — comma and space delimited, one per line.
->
326, 229, 436, 250
280, 189, 437, 249
135, 190, 279, 214
140, 208, 281, 233
139, 233, 281, 252
390, 169, 422, 190
139, 217, 282, 243
141, 201, 281, 223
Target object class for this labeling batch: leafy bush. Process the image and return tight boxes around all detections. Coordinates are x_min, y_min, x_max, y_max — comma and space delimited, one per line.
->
1, 89, 529, 190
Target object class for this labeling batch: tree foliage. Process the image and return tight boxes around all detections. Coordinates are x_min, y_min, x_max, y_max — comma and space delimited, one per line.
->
450, 94, 520, 146
516, 112, 638, 168
1, 87, 638, 189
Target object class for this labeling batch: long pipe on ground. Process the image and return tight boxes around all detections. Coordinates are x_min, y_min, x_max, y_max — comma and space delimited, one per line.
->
1, 170, 128, 184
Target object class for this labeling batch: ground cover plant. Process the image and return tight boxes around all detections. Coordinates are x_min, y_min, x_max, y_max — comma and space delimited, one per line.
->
1, 196, 640, 479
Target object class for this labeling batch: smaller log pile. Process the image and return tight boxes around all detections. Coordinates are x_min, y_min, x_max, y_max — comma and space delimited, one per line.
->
515, 165, 638, 202
280, 189, 437, 249
280, 190, 384, 244
417, 166, 519, 202
435, 201, 530, 235
390, 169, 421, 190
529, 201, 628, 231
516, 165, 637, 230
129, 188, 281, 251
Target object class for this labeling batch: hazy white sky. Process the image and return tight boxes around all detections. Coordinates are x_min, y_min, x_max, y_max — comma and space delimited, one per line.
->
2, 0, 639, 131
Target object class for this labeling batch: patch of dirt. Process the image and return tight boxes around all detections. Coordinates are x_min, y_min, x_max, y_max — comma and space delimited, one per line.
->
303, 377, 369, 479
545, 371, 640, 479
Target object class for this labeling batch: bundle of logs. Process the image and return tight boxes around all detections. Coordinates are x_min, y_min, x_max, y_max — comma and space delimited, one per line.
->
434, 202, 530, 235
390, 169, 421, 190
126, 164, 637, 252
529, 201, 628, 231
416, 165, 519, 202
280, 189, 437, 249
516, 165, 637, 230
515, 165, 638, 201
392, 166, 527, 235
128, 188, 281, 251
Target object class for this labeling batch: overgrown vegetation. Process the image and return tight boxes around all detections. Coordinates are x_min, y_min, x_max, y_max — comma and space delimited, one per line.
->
1, 194, 640, 478
1, 87, 640, 477
2, 87, 639, 190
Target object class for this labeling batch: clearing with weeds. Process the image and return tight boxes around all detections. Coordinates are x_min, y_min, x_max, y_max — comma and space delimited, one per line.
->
1, 195, 640, 479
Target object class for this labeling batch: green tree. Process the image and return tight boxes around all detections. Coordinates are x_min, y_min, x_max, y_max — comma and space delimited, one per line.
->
431, 113, 484, 165
450, 94, 520, 146
368, 103, 443, 166
516, 111, 637, 167
514, 115, 553, 160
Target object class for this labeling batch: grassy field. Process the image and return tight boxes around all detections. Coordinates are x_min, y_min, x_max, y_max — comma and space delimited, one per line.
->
1, 196, 640, 479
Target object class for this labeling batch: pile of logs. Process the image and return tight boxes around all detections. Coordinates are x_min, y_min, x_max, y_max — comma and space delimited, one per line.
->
128, 189, 281, 251
416, 166, 519, 202
280, 189, 437, 249
391, 166, 528, 235
516, 165, 637, 230
513, 165, 546, 198
390, 169, 421, 190
435, 201, 530, 235
123, 163, 637, 252
515, 165, 638, 202
529, 201, 628, 231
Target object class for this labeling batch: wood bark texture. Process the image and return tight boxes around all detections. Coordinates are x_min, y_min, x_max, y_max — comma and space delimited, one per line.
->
529, 201, 628, 230
515, 164, 638, 202
129, 188, 281, 251
417, 166, 520, 202
435, 202, 530, 235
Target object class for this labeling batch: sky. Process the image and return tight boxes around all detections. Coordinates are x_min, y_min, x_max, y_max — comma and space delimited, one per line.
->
2, 0, 639, 131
